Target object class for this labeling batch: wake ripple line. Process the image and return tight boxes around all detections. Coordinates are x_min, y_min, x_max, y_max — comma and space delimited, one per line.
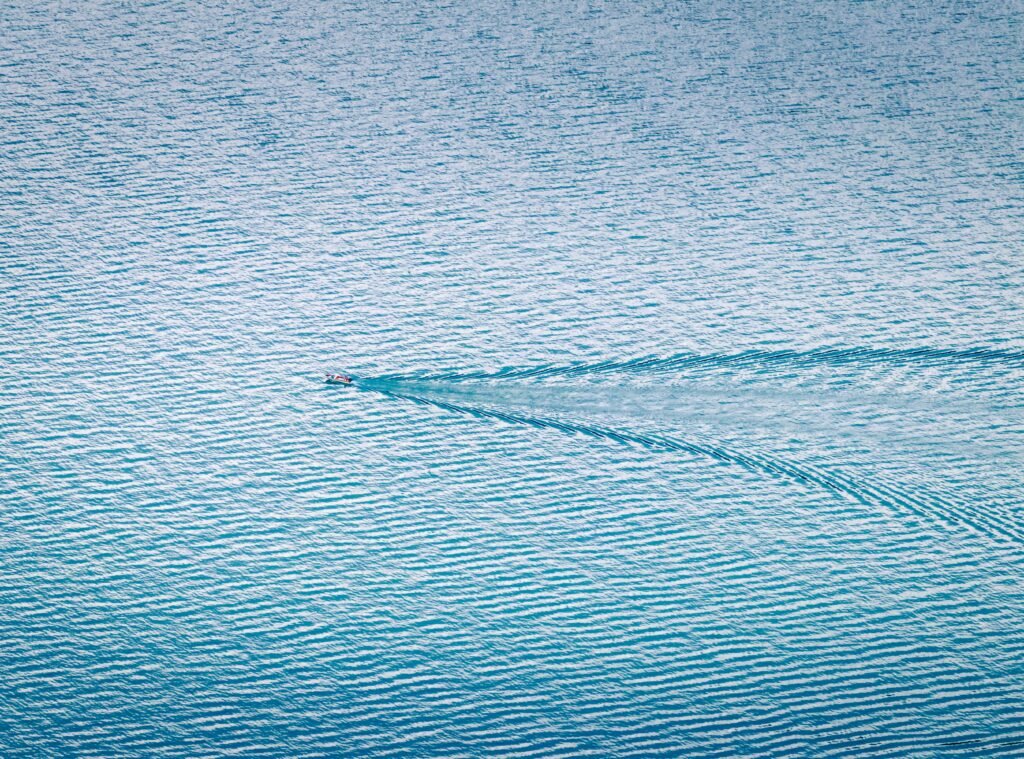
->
375, 346, 1024, 383
367, 386, 1024, 546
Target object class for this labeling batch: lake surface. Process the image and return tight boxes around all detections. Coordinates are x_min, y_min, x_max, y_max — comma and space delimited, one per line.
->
2, 0, 1024, 756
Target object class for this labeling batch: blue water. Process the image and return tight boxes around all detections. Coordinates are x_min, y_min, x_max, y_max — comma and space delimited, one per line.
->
3, 1, 1024, 756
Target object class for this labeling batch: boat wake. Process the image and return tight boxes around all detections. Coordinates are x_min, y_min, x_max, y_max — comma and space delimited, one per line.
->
375, 345, 1024, 383
363, 382, 1024, 546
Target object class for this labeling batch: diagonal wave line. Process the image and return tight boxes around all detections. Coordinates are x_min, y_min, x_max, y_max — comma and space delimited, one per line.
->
374, 346, 1024, 383
357, 383, 1024, 546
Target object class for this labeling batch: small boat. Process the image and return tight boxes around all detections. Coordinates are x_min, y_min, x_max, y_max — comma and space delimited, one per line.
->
325, 373, 353, 385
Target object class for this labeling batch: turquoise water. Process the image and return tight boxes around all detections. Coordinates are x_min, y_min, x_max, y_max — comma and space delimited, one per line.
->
3, 1, 1024, 756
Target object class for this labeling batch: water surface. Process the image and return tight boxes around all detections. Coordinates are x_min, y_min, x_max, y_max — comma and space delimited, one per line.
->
2, 0, 1024, 756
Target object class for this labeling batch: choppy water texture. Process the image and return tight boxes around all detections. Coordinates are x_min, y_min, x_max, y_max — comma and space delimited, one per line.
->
3, 0, 1024, 756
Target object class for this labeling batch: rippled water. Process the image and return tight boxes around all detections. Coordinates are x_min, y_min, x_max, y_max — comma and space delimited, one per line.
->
3, 0, 1024, 756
